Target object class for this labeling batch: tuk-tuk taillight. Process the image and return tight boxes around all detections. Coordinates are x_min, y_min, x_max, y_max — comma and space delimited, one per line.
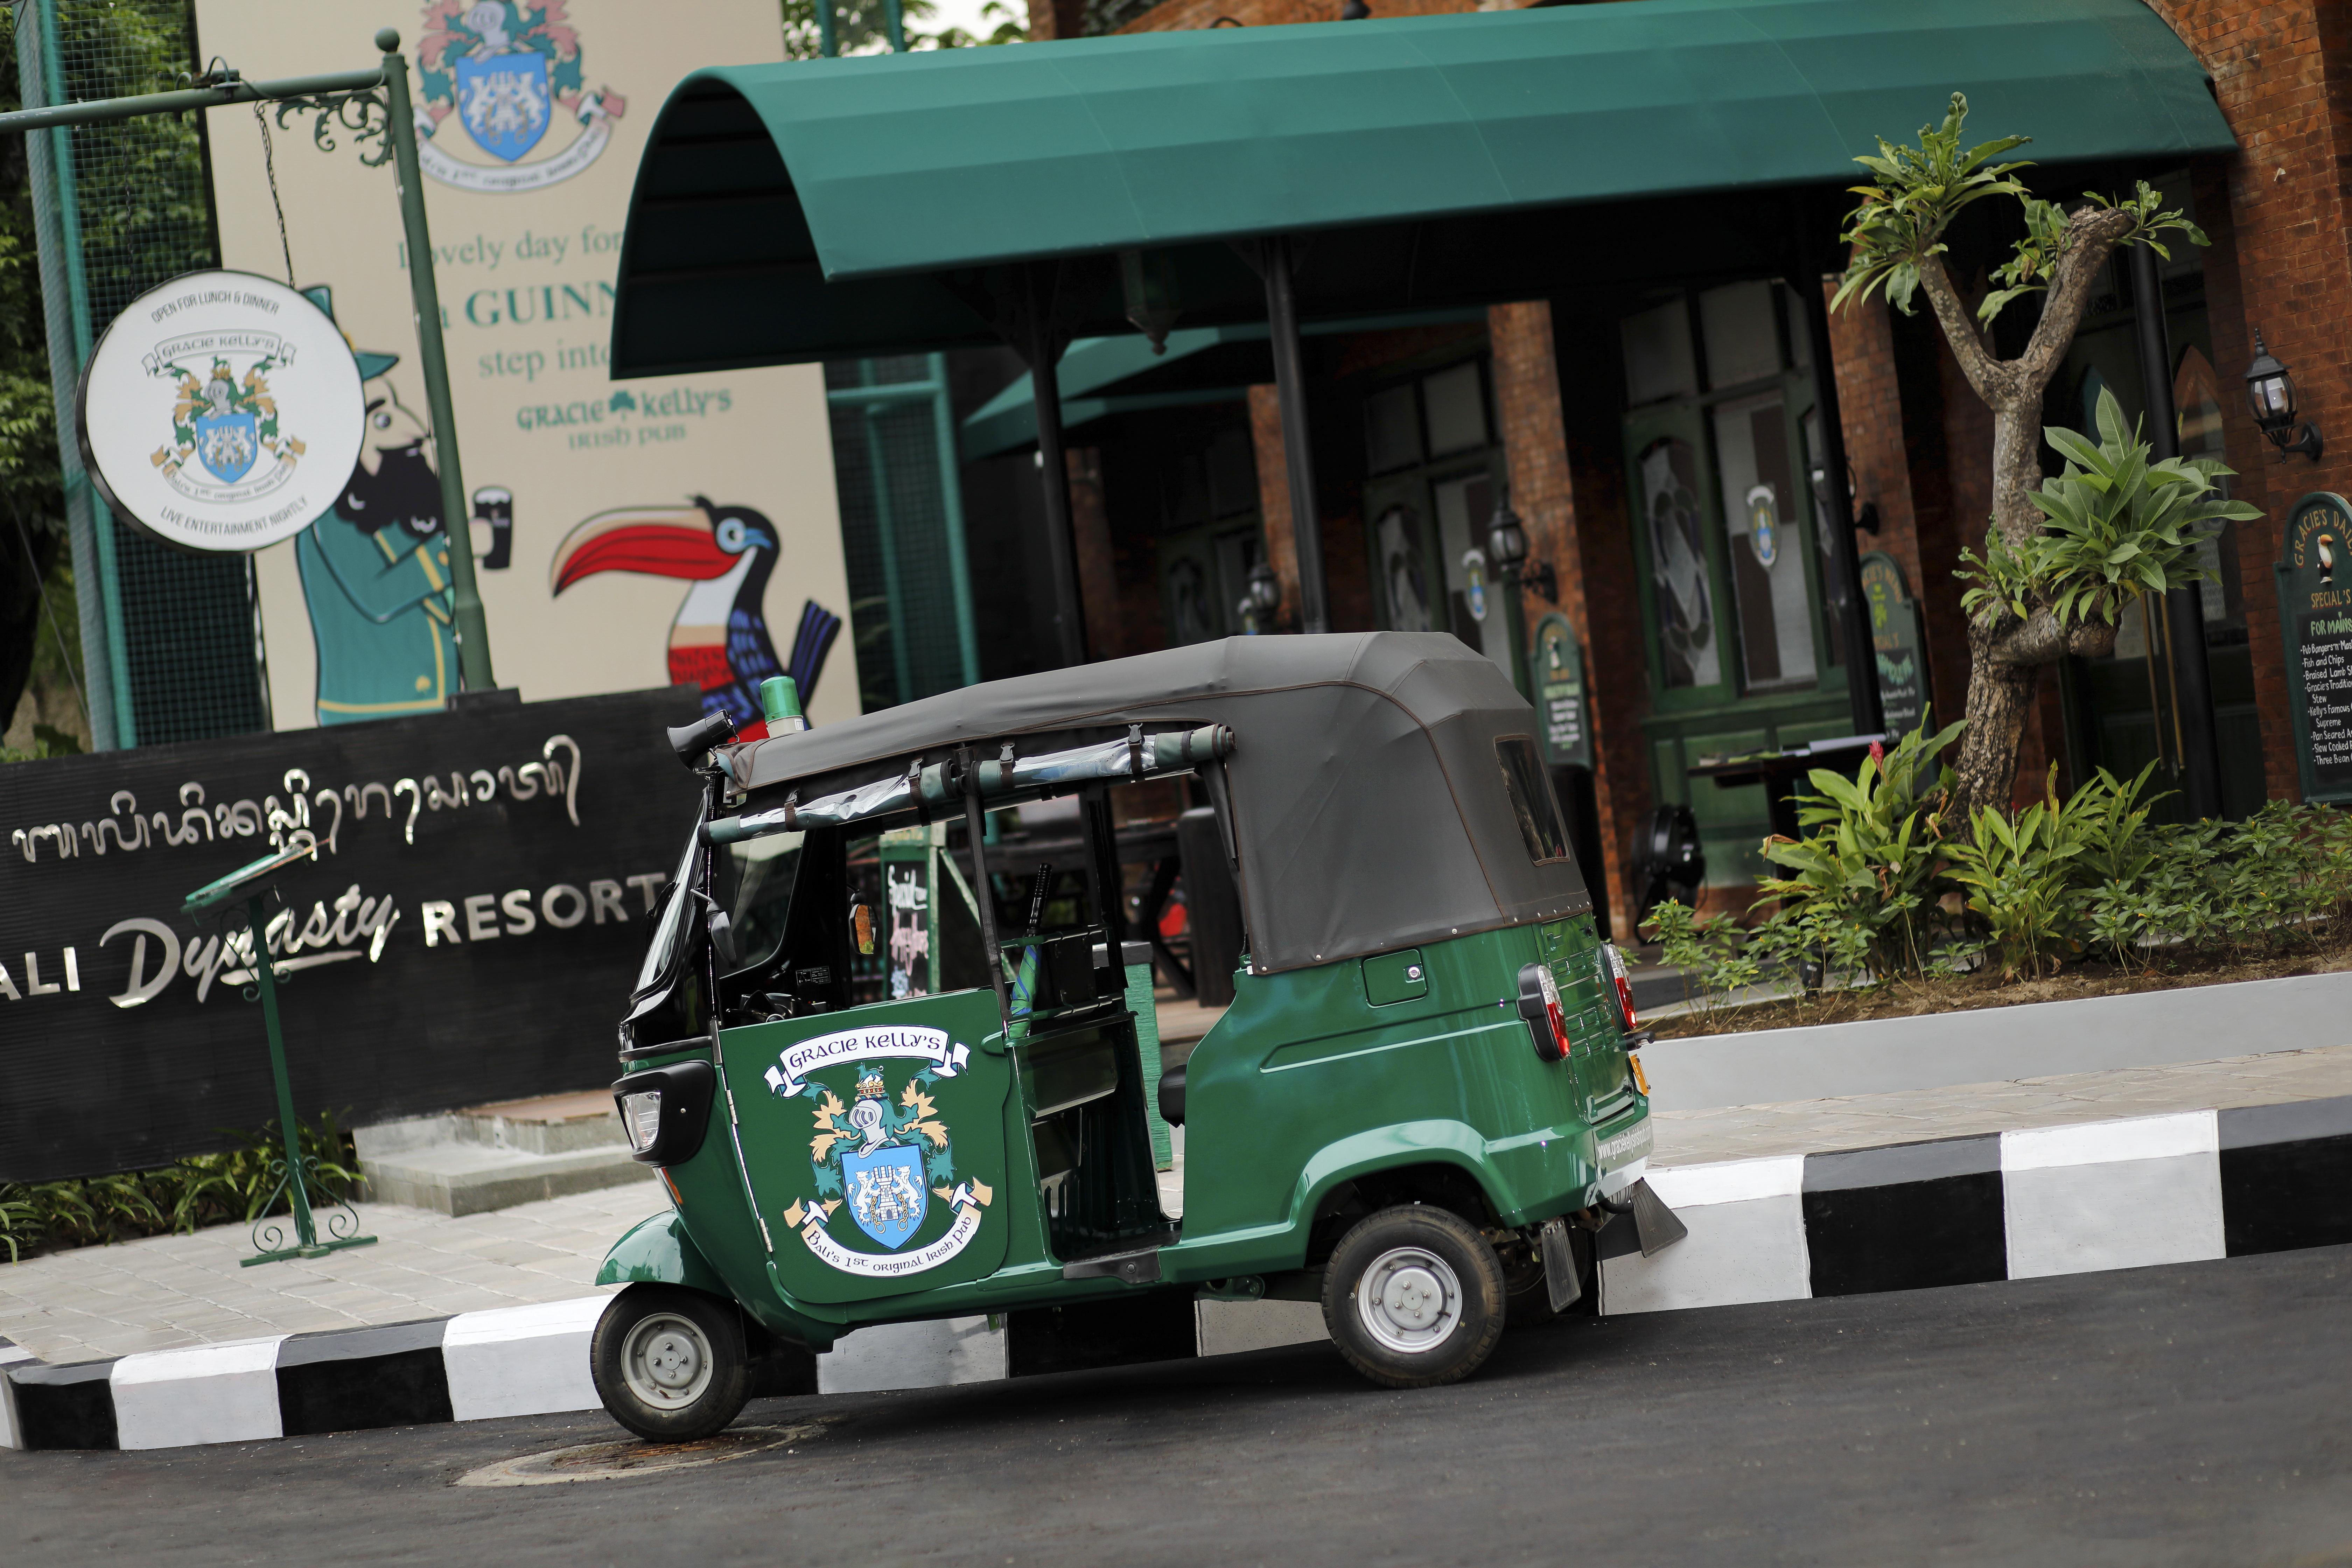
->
1514, 963, 1571, 1063
1602, 943, 1639, 1032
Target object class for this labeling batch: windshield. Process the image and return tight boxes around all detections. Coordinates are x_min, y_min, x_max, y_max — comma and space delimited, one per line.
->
635, 821, 706, 995
724, 830, 803, 975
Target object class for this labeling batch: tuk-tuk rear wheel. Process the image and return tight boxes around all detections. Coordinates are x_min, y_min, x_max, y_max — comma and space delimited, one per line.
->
592, 1284, 751, 1443
1322, 1205, 1506, 1390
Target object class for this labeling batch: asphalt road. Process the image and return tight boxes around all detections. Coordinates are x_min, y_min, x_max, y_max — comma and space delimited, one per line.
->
7, 1245, 2351, 1568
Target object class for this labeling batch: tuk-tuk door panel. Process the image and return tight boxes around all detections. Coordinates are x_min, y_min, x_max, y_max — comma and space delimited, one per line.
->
713, 990, 1017, 1306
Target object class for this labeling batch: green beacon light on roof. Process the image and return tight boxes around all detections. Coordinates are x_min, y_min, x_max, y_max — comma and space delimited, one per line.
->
760, 676, 807, 734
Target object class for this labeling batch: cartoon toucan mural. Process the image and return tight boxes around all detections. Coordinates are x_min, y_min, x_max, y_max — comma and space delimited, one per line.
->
550, 497, 842, 741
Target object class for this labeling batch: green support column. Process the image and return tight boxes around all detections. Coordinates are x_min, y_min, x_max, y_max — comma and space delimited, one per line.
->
378, 30, 496, 692
861, 362, 914, 705
28, 0, 134, 747
927, 352, 981, 687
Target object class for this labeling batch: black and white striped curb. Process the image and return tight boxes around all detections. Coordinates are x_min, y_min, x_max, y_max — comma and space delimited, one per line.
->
6, 1096, 2347, 1452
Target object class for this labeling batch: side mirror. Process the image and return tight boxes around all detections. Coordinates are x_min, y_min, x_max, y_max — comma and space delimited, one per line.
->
667, 710, 737, 769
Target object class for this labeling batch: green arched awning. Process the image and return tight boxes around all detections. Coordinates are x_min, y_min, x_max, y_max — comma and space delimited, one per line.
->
609, 0, 2233, 376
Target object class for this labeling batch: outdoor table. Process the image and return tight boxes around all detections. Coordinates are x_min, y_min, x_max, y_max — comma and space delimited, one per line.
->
1685, 734, 1888, 844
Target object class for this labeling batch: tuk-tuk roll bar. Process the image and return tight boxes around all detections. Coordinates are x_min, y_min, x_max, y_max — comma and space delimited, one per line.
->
703, 723, 1235, 846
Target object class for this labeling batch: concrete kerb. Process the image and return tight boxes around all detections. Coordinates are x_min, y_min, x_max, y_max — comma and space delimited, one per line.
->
1640, 969, 2352, 1111
9, 1092, 2350, 1453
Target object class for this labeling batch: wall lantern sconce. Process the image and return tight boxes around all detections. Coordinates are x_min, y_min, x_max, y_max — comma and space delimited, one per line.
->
2246, 329, 2324, 462
1486, 497, 1558, 603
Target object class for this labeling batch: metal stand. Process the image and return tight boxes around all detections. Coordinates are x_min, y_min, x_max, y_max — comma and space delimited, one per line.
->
234, 890, 376, 1266
182, 842, 377, 1266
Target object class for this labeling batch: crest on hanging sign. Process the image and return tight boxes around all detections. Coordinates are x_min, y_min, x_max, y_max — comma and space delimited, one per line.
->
414, 1, 627, 194
77, 272, 366, 556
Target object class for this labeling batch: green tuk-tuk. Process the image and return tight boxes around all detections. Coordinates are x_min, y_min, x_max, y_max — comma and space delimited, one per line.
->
591, 632, 1679, 1440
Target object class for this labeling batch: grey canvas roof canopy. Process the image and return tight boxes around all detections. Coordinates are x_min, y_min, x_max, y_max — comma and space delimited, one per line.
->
716, 633, 1591, 975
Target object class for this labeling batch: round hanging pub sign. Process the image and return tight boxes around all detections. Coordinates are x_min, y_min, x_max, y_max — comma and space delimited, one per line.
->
77, 270, 365, 554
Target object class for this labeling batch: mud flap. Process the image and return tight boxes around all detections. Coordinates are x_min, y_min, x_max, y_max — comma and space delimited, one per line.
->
1539, 1217, 1582, 1313
1627, 1178, 1687, 1258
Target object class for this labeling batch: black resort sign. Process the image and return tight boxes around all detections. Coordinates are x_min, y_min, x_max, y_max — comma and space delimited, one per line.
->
2276, 492, 2352, 805
0, 686, 703, 1182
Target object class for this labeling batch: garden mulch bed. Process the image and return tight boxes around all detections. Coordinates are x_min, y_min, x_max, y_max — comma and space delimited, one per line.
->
1646, 942, 2352, 1040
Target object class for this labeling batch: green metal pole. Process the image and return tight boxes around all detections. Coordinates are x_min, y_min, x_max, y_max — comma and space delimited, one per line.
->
883, 0, 907, 52
35, 0, 136, 747
926, 352, 981, 687
816, 0, 838, 57
861, 363, 913, 704
246, 893, 318, 1252
376, 30, 495, 692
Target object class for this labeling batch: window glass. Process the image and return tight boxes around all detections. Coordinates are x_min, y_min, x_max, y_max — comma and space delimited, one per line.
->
1163, 550, 1222, 645
635, 825, 704, 995
1783, 283, 1813, 369
1208, 425, 1259, 518
1621, 300, 1698, 406
1365, 383, 1424, 474
1635, 436, 1718, 688
1373, 503, 1439, 632
1802, 406, 1845, 667
2173, 346, 2241, 625
1423, 362, 1488, 456
1496, 736, 1572, 864
1699, 281, 1781, 387
1712, 392, 1816, 689
1432, 471, 1508, 676
725, 831, 803, 974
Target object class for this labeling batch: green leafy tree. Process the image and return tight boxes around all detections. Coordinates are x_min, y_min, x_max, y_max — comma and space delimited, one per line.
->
778, 0, 1027, 58
0, 11, 72, 751
1834, 94, 2221, 822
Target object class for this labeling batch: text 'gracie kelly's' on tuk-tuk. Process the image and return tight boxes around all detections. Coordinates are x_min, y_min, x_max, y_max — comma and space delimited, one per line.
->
590, 632, 1684, 1440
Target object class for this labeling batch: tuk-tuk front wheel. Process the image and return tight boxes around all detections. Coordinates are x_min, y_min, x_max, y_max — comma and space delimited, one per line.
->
591, 1284, 751, 1443
1322, 1205, 1506, 1389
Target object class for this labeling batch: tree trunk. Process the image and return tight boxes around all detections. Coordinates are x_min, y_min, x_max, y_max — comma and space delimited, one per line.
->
1949, 400, 2042, 819
1952, 618, 2039, 823
1909, 206, 2138, 824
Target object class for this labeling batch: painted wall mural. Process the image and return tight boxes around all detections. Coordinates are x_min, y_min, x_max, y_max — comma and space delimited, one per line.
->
196, 0, 856, 730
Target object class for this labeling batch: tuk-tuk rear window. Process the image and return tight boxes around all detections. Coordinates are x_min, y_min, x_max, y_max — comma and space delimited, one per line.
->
1495, 736, 1572, 865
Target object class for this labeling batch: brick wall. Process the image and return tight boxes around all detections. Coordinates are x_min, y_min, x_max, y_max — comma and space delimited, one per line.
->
2145, 0, 2352, 802
1246, 385, 1303, 632
1489, 301, 1635, 928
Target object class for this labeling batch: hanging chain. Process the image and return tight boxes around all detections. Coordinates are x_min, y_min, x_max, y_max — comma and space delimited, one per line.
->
252, 101, 297, 287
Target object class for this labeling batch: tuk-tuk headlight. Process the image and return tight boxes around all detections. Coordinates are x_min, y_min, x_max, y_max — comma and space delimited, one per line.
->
621, 1090, 663, 1153
611, 1060, 716, 1167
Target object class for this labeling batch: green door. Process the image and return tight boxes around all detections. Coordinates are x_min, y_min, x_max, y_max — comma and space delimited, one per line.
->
718, 990, 1013, 1306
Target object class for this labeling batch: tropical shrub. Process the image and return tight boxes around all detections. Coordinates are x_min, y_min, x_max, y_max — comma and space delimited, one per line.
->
1754, 718, 1964, 976
0, 1112, 359, 1262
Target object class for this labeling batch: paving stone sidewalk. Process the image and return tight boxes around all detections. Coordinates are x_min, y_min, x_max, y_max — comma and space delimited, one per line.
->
1653, 1043, 2352, 1165
9, 1045, 2348, 1368
0, 1176, 662, 1366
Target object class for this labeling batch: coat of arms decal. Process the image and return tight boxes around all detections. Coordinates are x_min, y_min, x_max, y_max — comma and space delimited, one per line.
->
766, 1030, 993, 1279
148, 346, 305, 504
415, 1, 626, 194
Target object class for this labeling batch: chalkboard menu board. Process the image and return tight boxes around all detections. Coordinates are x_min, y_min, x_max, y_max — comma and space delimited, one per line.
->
1531, 613, 1593, 769
1860, 552, 1929, 738
2275, 492, 2352, 803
